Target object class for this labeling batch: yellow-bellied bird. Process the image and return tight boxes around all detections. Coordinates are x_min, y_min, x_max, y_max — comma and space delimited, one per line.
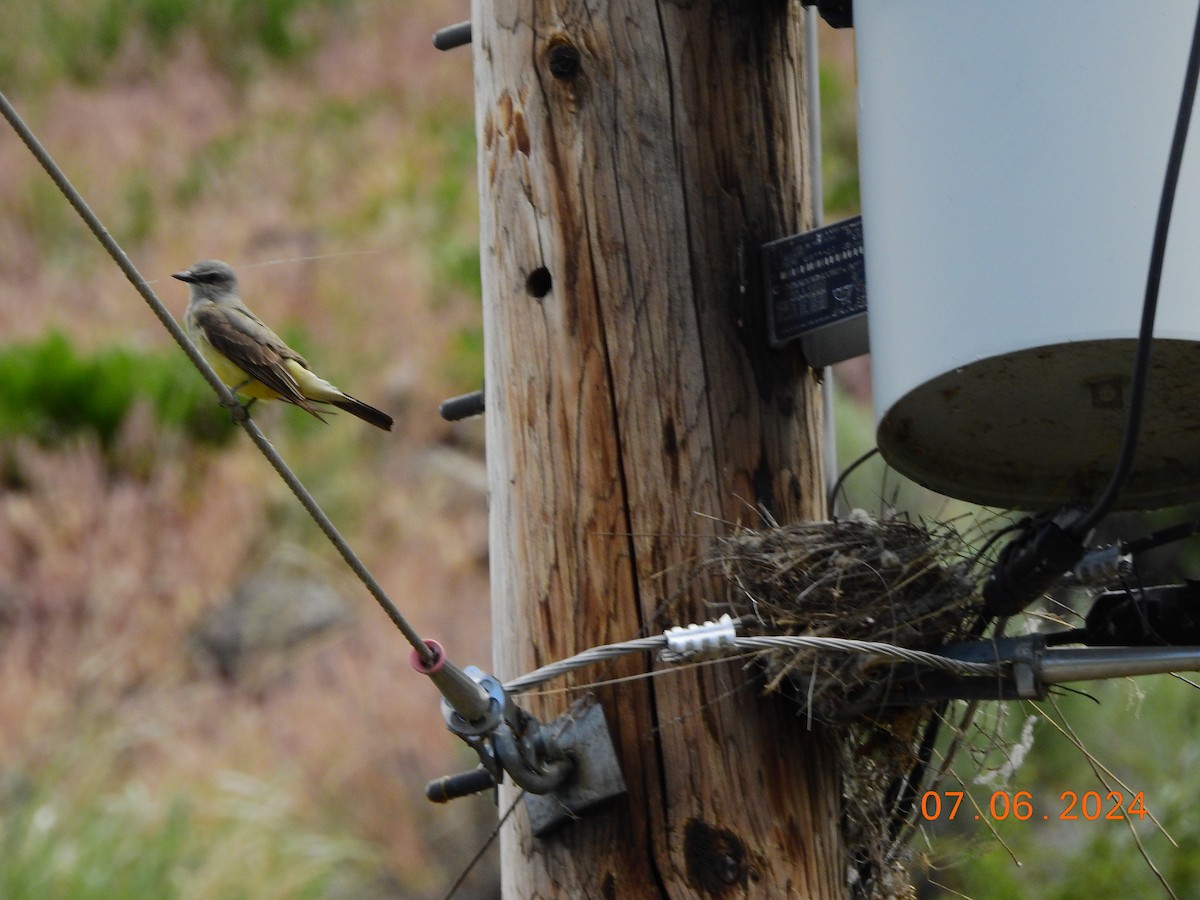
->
175, 259, 393, 430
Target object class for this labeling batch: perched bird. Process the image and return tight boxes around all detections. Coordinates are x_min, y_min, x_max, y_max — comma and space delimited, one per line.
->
174, 259, 393, 430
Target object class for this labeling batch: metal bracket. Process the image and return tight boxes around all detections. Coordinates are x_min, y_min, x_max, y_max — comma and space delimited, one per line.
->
428, 666, 627, 837
1010, 636, 1044, 699
523, 699, 628, 838
493, 703, 573, 794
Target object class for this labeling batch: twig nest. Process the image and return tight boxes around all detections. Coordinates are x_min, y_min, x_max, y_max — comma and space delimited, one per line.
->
709, 512, 982, 721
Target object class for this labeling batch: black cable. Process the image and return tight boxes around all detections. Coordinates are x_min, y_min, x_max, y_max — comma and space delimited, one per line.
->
970, 518, 1028, 570
827, 446, 881, 515
1123, 518, 1200, 556
1073, 3, 1200, 537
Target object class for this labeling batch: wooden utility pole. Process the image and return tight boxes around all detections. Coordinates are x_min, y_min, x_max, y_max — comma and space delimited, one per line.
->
475, 0, 843, 894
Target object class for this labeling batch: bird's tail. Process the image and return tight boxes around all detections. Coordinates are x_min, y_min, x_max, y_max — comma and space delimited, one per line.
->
332, 395, 394, 431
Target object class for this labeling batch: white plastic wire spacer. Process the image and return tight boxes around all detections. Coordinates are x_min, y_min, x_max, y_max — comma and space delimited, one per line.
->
661, 613, 740, 662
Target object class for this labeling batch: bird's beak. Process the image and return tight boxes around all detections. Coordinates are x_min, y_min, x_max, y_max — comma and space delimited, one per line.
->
172, 270, 195, 283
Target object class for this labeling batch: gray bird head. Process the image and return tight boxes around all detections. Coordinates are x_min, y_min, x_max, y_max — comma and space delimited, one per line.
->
173, 259, 239, 301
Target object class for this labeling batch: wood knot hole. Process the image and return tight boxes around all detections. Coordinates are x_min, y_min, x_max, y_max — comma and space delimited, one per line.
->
547, 40, 581, 79
684, 819, 746, 894
526, 267, 552, 299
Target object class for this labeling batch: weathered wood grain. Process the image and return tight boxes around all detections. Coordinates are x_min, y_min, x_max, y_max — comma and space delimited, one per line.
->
476, 0, 843, 894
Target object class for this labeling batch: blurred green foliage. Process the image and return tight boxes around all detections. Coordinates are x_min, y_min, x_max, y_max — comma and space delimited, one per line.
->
924, 680, 1200, 898
171, 131, 249, 211
444, 322, 485, 392
14, 178, 93, 270
0, 768, 380, 899
424, 116, 482, 298
121, 173, 158, 247
819, 62, 860, 218
0, 0, 350, 87
0, 332, 236, 448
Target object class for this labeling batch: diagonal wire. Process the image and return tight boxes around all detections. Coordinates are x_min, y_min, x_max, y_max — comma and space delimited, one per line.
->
0, 88, 435, 666
439, 789, 524, 900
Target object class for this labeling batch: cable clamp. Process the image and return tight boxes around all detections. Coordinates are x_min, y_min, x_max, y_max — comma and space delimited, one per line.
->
427, 661, 576, 797
425, 664, 628, 836
661, 613, 739, 662
1071, 544, 1133, 585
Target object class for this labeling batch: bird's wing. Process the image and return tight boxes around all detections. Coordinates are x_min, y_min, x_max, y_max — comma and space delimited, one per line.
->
192, 304, 314, 409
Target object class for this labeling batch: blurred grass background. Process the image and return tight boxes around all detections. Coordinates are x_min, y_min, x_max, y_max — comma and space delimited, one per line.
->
0, 3, 1194, 897
1, 2, 492, 897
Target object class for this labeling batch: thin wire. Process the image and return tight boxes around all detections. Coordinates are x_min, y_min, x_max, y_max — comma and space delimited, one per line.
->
440, 789, 524, 900
0, 88, 435, 666
504, 631, 1000, 694
1075, 3, 1200, 536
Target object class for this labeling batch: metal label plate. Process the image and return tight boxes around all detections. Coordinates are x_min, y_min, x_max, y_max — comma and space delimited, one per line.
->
763, 215, 867, 350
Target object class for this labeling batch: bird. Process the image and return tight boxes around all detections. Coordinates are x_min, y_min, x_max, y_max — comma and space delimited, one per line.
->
174, 259, 393, 431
